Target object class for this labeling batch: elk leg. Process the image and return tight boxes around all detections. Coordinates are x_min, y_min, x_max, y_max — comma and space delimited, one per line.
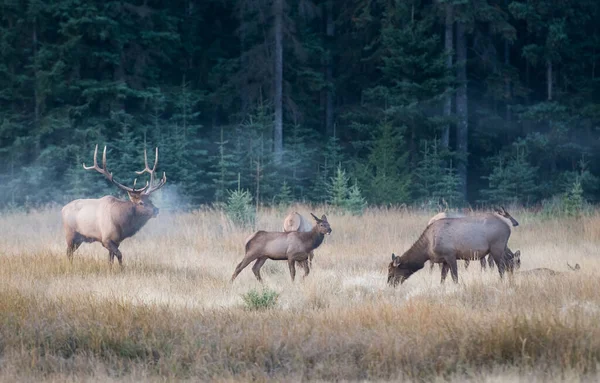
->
308, 251, 314, 268
251, 258, 267, 282
65, 232, 82, 262
489, 247, 506, 279
231, 255, 255, 282
301, 259, 310, 278
488, 256, 495, 269
447, 258, 459, 283
480, 256, 487, 270
102, 240, 122, 266
440, 263, 449, 283
288, 259, 297, 282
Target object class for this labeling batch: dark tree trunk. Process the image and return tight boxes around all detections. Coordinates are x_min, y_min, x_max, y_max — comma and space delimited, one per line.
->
546, 59, 553, 101
455, 22, 468, 200
325, 0, 335, 136
442, 3, 453, 150
273, 0, 284, 164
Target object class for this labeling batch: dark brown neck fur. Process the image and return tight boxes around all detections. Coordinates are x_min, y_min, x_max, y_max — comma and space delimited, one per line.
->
399, 230, 430, 270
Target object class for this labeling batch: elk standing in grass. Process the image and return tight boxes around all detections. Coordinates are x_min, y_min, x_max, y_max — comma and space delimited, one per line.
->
61, 145, 166, 265
388, 209, 519, 287
231, 213, 332, 282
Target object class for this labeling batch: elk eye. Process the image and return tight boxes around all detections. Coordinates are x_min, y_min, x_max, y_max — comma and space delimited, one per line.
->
139, 201, 144, 206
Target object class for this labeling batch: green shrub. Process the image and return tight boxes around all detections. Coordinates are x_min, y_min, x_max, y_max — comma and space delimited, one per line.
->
241, 288, 279, 311
225, 186, 255, 227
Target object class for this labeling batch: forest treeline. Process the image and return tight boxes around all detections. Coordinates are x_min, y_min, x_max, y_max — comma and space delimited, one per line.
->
1, 0, 599, 210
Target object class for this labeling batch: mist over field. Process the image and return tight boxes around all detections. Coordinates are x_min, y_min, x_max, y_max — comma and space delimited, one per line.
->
0, 206, 599, 382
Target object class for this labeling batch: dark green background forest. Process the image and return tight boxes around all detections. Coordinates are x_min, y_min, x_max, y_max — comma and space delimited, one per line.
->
1, 0, 599, 210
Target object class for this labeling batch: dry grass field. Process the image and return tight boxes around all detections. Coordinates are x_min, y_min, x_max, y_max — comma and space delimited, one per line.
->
1, 205, 600, 382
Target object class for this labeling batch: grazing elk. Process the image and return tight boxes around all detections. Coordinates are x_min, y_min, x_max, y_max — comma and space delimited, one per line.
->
388, 209, 518, 287
518, 262, 580, 277
283, 211, 315, 269
231, 213, 332, 283
61, 145, 166, 265
427, 207, 520, 271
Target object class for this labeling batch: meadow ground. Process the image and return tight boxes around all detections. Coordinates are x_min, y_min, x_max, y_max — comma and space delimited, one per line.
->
0, 206, 600, 382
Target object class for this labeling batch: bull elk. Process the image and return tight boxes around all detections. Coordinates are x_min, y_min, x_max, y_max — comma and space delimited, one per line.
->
61, 145, 166, 265
388, 209, 518, 287
231, 213, 332, 283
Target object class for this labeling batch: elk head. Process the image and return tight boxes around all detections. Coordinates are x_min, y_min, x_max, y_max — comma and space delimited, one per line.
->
387, 253, 417, 287
495, 206, 519, 227
310, 213, 332, 235
83, 145, 167, 218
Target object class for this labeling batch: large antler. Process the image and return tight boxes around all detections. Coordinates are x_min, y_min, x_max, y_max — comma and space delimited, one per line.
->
135, 147, 167, 195
83, 145, 149, 194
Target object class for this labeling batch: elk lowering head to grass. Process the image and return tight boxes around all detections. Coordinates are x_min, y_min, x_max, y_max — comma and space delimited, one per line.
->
61, 145, 166, 266
231, 213, 332, 283
388, 210, 518, 287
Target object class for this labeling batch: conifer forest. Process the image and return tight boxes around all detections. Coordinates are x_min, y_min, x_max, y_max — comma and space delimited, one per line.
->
1, 0, 600, 209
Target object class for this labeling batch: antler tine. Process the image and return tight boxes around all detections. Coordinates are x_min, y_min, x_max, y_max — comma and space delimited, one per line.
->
135, 147, 166, 195
82, 145, 141, 194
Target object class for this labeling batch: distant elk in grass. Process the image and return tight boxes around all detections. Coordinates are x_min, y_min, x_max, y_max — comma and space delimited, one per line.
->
231, 213, 332, 283
388, 208, 519, 287
518, 262, 580, 277
61, 145, 167, 266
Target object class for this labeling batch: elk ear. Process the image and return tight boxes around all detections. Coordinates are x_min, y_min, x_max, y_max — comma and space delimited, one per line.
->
391, 253, 396, 261
311, 213, 322, 222
320, 214, 327, 221
514, 250, 521, 259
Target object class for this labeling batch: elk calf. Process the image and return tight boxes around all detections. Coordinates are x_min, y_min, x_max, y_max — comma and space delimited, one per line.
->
61, 145, 166, 265
231, 213, 332, 282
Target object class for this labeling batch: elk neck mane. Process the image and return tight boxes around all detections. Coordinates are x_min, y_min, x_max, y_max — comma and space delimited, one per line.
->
398, 225, 432, 266
109, 197, 153, 238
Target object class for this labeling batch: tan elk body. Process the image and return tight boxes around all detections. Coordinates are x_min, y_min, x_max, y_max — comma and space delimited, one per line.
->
388, 210, 518, 286
283, 211, 315, 268
231, 213, 331, 282
61, 145, 166, 265
427, 208, 519, 271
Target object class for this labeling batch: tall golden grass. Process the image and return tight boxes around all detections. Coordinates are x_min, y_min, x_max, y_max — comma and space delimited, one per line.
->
0, 206, 599, 382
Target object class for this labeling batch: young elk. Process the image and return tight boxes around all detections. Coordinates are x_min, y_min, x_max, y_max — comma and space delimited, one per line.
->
61, 145, 166, 266
518, 262, 580, 277
231, 213, 332, 283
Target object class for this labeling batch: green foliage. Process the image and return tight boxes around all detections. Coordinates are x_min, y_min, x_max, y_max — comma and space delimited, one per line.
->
225, 176, 255, 227
275, 180, 293, 206
241, 288, 279, 311
562, 179, 585, 217
413, 140, 462, 208
0, 0, 600, 209
346, 182, 368, 216
328, 165, 350, 208
328, 165, 367, 215
480, 146, 539, 206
